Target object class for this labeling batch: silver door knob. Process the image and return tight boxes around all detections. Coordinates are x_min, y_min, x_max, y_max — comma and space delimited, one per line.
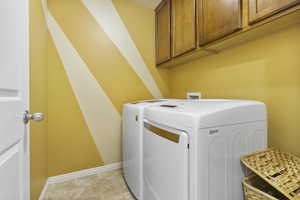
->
23, 110, 44, 124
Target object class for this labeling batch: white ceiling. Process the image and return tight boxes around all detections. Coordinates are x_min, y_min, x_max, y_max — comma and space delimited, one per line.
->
126, 0, 162, 9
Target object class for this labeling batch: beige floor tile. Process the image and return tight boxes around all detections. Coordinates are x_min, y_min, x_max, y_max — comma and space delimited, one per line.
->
44, 169, 135, 200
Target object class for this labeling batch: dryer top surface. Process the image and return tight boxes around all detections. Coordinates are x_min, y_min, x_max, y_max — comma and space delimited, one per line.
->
144, 99, 267, 129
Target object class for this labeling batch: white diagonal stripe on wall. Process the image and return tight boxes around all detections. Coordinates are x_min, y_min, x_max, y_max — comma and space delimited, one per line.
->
81, 0, 163, 98
42, 0, 122, 164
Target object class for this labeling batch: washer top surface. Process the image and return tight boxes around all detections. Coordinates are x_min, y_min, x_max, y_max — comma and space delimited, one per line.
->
144, 99, 267, 129
124, 98, 185, 109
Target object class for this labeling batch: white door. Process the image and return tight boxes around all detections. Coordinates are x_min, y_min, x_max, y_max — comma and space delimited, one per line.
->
0, 0, 29, 199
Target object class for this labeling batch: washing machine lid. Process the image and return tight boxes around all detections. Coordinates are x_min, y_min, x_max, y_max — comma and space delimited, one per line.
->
144, 99, 267, 130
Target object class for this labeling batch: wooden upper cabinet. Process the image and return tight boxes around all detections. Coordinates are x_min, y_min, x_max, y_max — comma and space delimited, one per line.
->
171, 0, 197, 57
155, 0, 171, 65
199, 0, 242, 45
249, 0, 300, 24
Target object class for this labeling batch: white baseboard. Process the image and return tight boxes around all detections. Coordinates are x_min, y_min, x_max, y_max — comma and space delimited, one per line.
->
39, 162, 122, 200
47, 162, 122, 184
38, 180, 49, 200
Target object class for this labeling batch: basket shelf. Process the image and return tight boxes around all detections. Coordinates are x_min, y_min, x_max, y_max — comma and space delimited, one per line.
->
241, 149, 300, 200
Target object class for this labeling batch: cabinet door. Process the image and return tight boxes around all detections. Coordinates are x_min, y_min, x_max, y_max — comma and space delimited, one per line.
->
249, 0, 300, 24
156, 0, 171, 65
172, 0, 197, 57
199, 0, 242, 45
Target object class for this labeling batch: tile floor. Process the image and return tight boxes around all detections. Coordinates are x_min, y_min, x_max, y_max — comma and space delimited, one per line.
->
44, 169, 135, 200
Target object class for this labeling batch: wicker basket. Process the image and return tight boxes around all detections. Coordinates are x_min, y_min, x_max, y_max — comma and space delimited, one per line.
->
241, 149, 300, 200
243, 174, 288, 200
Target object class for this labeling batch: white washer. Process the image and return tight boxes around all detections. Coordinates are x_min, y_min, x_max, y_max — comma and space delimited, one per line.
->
122, 99, 181, 199
143, 99, 267, 200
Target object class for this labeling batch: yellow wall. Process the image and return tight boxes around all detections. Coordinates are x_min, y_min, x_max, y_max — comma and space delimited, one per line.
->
46, 0, 169, 176
47, 34, 104, 176
29, 0, 48, 199
170, 25, 300, 156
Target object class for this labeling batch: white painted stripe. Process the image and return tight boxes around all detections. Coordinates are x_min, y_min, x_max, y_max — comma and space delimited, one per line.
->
42, 1, 121, 164
47, 162, 122, 184
81, 0, 163, 98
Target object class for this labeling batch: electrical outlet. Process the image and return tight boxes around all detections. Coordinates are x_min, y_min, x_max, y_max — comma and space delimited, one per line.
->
187, 92, 202, 100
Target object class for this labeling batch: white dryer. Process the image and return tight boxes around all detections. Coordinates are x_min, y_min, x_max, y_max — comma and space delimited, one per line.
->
143, 99, 267, 200
122, 99, 181, 199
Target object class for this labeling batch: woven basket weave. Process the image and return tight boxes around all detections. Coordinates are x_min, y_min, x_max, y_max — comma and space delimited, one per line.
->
243, 174, 288, 200
241, 149, 300, 200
